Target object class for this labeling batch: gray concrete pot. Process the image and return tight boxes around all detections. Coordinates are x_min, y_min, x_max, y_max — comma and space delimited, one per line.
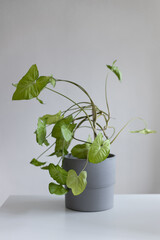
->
63, 154, 116, 212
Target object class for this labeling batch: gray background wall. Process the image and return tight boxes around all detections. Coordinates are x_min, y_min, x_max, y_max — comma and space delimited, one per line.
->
0, 0, 159, 206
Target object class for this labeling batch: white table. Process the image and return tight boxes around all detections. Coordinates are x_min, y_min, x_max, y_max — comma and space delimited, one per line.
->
0, 195, 160, 240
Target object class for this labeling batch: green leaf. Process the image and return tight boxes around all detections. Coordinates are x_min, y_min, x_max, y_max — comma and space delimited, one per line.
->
54, 138, 69, 157
130, 128, 156, 134
49, 163, 68, 185
50, 78, 56, 88
40, 111, 63, 125
107, 60, 122, 81
12, 64, 52, 100
51, 116, 76, 156
66, 170, 87, 196
61, 125, 73, 142
52, 115, 76, 139
88, 133, 110, 164
30, 158, 46, 166
49, 183, 68, 195
35, 118, 49, 146
71, 143, 90, 159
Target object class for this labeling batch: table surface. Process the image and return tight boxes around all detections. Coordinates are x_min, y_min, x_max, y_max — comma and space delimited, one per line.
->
0, 195, 160, 240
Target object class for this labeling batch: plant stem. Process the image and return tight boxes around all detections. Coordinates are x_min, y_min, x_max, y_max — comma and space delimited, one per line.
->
56, 79, 93, 101
105, 74, 110, 128
72, 136, 92, 144
37, 142, 55, 160
78, 126, 102, 131
110, 117, 148, 144
108, 126, 116, 140
82, 157, 89, 171
96, 122, 108, 139
56, 79, 97, 138
62, 102, 91, 115
45, 87, 96, 135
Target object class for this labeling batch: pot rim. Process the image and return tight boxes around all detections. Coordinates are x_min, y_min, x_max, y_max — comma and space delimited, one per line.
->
64, 153, 115, 161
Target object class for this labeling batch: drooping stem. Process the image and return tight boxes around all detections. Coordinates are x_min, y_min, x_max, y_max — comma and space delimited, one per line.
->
77, 126, 102, 131
37, 142, 55, 160
72, 136, 92, 144
96, 122, 108, 139
56, 79, 92, 102
73, 118, 87, 133
56, 79, 97, 138
105, 74, 110, 128
82, 157, 89, 171
110, 117, 148, 144
73, 111, 101, 122
108, 126, 116, 140
45, 87, 96, 135
62, 102, 91, 115
74, 115, 108, 140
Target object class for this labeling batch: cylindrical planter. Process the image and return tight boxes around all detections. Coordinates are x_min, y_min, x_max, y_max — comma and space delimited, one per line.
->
63, 154, 116, 212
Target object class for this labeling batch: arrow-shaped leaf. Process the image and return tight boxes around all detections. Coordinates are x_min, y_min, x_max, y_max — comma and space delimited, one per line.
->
12, 64, 55, 100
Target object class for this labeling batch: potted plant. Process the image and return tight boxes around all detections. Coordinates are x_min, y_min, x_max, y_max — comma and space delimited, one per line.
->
12, 61, 155, 212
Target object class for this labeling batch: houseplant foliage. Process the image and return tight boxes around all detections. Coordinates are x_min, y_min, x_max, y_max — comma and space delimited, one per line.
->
12, 61, 156, 196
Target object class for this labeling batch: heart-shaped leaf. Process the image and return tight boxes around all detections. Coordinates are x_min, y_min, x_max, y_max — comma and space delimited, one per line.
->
107, 60, 122, 81
130, 128, 156, 134
12, 64, 55, 100
71, 143, 91, 159
49, 163, 68, 185
30, 158, 46, 166
40, 111, 63, 125
88, 133, 110, 164
49, 183, 68, 195
66, 170, 87, 196
35, 118, 49, 146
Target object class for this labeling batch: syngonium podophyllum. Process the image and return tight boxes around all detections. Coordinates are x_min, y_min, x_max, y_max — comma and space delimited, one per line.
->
12, 61, 156, 196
